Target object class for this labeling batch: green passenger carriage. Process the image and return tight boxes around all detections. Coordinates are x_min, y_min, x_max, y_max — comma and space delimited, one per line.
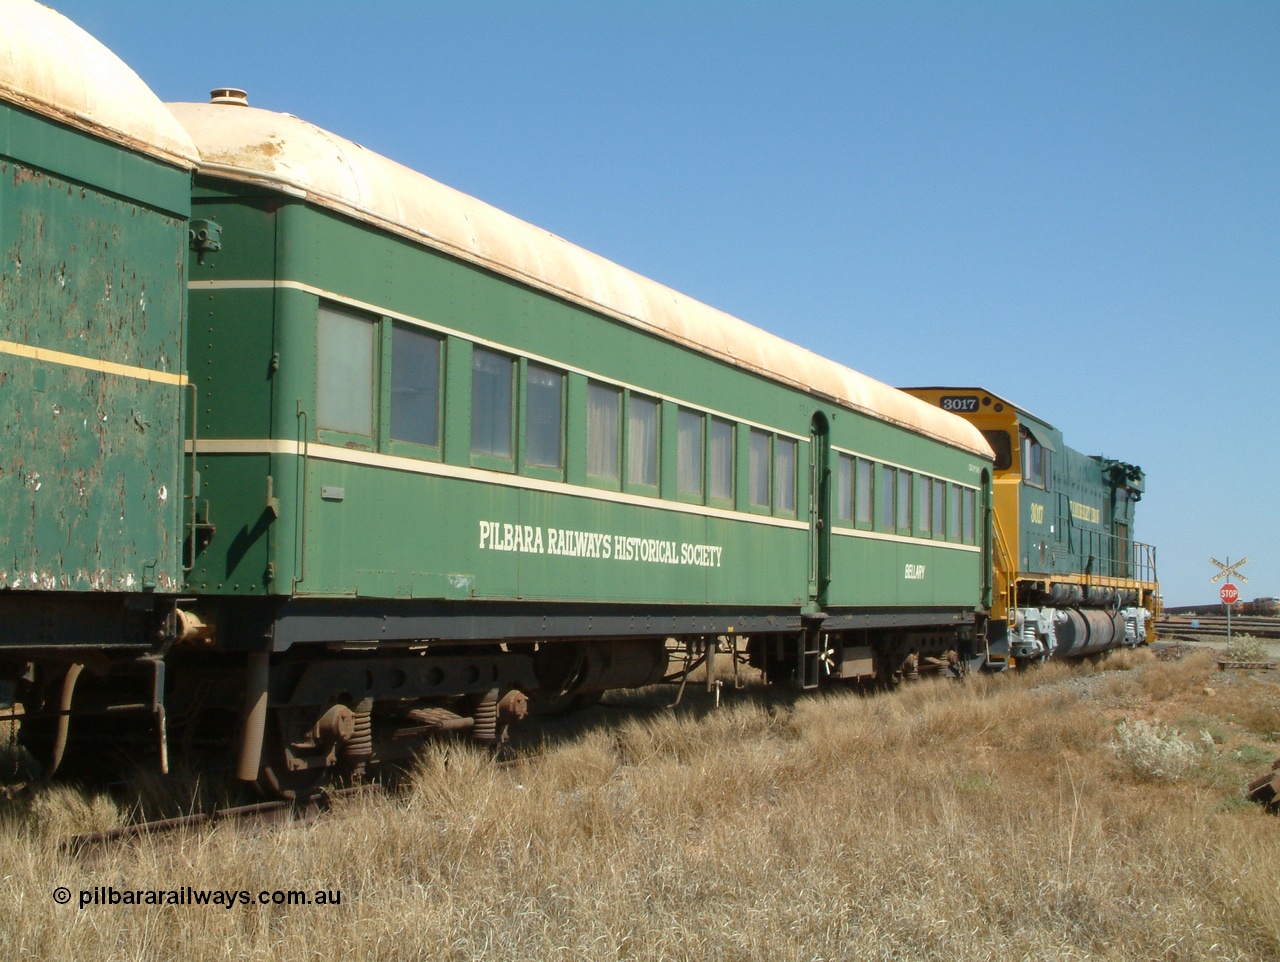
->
158, 93, 992, 789
0, 1, 198, 773
0, 3, 197, 598
2, 1, 1161, 799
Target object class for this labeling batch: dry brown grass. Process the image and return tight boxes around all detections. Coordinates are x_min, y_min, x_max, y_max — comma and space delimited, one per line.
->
2, 651, 1278, 961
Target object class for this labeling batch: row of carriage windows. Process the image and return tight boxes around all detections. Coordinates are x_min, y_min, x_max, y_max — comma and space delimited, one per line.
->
317, 302, 974, 539
472, 350, 799, 509
835, 454, 976, 543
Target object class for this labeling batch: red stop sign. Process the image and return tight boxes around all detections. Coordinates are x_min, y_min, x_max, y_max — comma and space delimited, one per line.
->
1220, 583, 1240, 605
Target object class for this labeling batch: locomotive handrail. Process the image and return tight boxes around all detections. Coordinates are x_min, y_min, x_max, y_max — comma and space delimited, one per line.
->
1044, 534, 1158, 587
991, 511, 1014, 572
989, 509, 1018, 616
1128, 538, 1158, 584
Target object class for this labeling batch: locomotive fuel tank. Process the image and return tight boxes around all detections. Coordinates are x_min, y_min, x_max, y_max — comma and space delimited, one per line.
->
1012, 605, 1151, 660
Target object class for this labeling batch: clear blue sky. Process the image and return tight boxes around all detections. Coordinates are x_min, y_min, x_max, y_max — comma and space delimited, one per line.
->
54, 0, 1278, 607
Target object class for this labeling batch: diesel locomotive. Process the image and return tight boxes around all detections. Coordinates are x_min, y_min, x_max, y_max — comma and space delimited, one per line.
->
0, 1, 1157, 796
903, 389, 1157, 665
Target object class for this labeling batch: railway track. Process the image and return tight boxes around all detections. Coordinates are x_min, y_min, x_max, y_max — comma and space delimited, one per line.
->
54, 737, 559, 853
59, 785, 377, 854
53, 674, 750, 853
1157, 614, 1280, 640
34, 676, 690, 852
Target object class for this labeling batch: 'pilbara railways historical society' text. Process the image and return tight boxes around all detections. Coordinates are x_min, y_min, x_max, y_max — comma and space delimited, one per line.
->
478, 521, 724, 568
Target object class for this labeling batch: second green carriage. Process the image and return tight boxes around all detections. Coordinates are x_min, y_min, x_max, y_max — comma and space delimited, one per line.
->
161, 91, 992, 783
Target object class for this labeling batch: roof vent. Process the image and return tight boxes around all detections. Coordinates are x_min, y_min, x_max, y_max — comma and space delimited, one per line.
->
209, 88, 248, 106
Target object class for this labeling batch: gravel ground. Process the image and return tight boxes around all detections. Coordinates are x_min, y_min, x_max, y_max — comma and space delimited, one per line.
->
1157, 634, 1280, 661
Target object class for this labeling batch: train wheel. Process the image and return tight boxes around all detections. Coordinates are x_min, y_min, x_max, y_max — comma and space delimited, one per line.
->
255, 708, 333, 802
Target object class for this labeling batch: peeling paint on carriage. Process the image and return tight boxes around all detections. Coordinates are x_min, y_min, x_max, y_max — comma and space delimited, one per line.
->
0, 1, 194, 595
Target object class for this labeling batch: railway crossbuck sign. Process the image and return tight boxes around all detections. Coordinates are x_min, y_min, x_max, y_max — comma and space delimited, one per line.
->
1210, 557, 1248, 641
1210, 556, 1249, 585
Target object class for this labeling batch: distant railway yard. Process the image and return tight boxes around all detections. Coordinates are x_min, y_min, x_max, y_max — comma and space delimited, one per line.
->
1158, 613, 1280, 642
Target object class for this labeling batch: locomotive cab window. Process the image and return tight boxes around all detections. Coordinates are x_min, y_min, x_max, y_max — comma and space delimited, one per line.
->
1021, 431, 1049, 490
317, 302, 376, 442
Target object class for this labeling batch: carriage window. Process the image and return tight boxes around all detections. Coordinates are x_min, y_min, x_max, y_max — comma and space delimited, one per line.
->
627, 394, 659, 487
677, 410, 704, 498
390, 325, 440, 448
749, 430, 771, 507
880, 465, 895, 529
948, 484, 961, 541
837, 454, 854, 522
897, 470, 912, 531
932, 478, 945, 539
317, 303, 375, 437
587, 383, 621, 480
856, 458, 873, 525
776, 438, 796, 514
917, 475, 931, 535
963, 488, 976, 543
525, 364, 563, 468
710, 418, 734, 501
471, 349, 514, 458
